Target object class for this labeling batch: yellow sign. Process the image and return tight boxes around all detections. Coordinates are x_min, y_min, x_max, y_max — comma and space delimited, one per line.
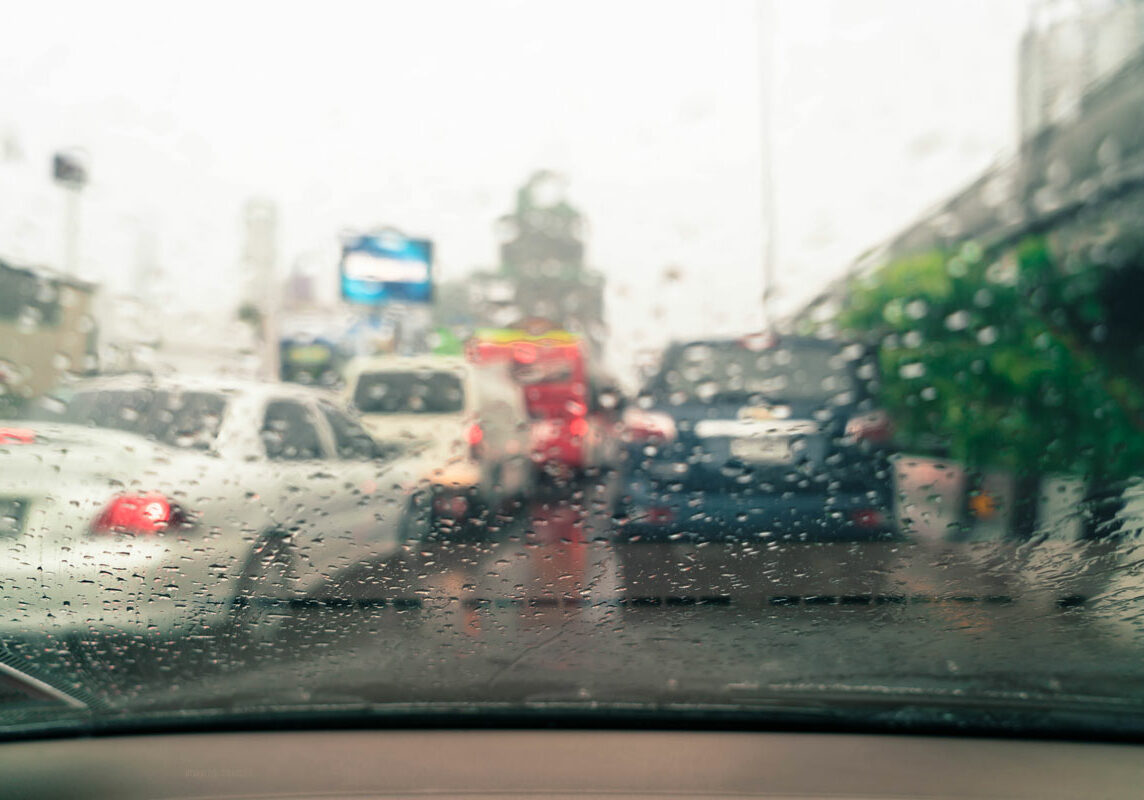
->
286, 344, 332, 365
474, 327, 579, 345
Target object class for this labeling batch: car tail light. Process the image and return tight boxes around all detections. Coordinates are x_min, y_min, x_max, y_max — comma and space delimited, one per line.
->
569, 416, 589, 437
433, 493, 471, 518
0, 427, 35, 444
467, 423, 485, 459
851, 508, 887, 529
845, 409, 894, 445
92, 492, 182, 535
646, 506, 675, 525
622, 407, 677, 444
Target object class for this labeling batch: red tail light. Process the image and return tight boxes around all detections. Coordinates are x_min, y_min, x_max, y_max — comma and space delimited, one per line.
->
646, 506, 675, 525
568, 416, 589, 437
433, 493, 471, 518
0, 427, 35, 445
467, 423, 485, 459
92, 493, 182, 535
845, 409, 894, 445
851, 508, 887, 529
622, 408, 677, 444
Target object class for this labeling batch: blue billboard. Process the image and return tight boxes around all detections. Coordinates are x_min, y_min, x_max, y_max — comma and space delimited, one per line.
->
340, 231, 433, 306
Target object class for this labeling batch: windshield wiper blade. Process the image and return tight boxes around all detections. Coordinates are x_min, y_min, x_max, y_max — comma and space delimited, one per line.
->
0, 661, 87, 710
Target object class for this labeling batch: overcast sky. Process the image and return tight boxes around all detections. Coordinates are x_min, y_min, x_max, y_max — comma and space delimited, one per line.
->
0, 0, 1033, 376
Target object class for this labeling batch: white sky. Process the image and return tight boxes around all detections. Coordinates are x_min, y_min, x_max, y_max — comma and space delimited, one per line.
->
0, 0, 1033, 377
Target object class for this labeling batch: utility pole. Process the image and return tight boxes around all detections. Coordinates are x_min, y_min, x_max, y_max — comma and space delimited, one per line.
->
242, 198, 281, 380
757, 0, 776, 329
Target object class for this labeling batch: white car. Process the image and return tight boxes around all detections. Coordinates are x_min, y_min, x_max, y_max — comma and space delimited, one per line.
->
0, 375, 428, 641
342, 356, 535, 529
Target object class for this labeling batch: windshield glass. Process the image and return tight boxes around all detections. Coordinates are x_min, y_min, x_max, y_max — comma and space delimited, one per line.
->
4, 0, 1144, 743
353, 371, 465, 414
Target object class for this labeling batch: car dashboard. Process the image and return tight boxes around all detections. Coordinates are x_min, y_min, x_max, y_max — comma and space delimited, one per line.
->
3, 729, 1140, 799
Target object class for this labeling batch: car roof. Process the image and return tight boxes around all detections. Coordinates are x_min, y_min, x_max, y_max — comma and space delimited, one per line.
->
59, 373, 342, 403
344, 355, 472, 376
675, 334, 845, 352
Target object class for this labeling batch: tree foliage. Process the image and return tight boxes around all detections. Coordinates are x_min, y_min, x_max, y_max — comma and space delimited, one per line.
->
838, 235, 1144, 479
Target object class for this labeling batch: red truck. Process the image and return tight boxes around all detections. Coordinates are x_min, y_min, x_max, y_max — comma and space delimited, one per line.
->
467, 326, 620, 480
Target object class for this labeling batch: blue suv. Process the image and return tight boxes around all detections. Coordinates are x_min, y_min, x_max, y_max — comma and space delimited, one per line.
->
616, 334, 896, 542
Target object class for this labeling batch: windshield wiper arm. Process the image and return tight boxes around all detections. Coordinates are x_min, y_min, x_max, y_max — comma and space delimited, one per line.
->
0, 661, 87, 709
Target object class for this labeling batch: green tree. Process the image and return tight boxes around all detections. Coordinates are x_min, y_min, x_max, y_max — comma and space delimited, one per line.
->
839, 235, 1144, 536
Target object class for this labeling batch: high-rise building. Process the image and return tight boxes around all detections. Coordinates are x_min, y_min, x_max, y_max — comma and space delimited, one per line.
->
495, 171, 606, 346
434, 171, 607, 350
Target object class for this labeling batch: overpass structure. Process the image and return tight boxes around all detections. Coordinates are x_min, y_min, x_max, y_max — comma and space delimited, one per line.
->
795, 46, 1144, 324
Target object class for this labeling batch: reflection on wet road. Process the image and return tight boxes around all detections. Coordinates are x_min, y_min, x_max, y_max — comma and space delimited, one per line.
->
10, 478, 1144, 713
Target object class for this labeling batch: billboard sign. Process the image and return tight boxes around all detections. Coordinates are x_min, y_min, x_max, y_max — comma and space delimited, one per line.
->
340, 230, 433, 306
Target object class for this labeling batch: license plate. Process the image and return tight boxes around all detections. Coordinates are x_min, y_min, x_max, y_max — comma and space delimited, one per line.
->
730, 436, 792, 464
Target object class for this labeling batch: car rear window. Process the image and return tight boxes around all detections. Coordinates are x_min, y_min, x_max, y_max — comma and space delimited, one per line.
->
655, 341, 861, 404
510, 359, 575, 386
352, 371, 465, 414
63, 389, 228, 451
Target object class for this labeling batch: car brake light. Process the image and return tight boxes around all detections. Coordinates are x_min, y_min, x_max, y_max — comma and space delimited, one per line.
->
622, 407, 677, 443
646, 506, 675, 525
433, 493, 471, 518
92, 492, 182, 535
851, 509, 887, 529
0, 427, 35, 444
569, 416, 589, 437
845, 409, 894, 445
467, 423, 485, 459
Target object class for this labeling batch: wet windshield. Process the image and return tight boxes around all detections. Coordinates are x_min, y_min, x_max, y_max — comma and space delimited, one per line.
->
3, 0, 1144, 742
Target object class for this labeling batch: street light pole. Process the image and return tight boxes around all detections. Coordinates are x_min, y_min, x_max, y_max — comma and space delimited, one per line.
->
757, 0, 776, 329
63, 185, 81, 276
52, 150, 88, 278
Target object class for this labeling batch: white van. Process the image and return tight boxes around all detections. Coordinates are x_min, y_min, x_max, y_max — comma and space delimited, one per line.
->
342, 356, 534, 529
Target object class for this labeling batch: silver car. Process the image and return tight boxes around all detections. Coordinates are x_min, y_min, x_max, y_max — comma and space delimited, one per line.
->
342, 356, 536, 531
0, 375, 428, 640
